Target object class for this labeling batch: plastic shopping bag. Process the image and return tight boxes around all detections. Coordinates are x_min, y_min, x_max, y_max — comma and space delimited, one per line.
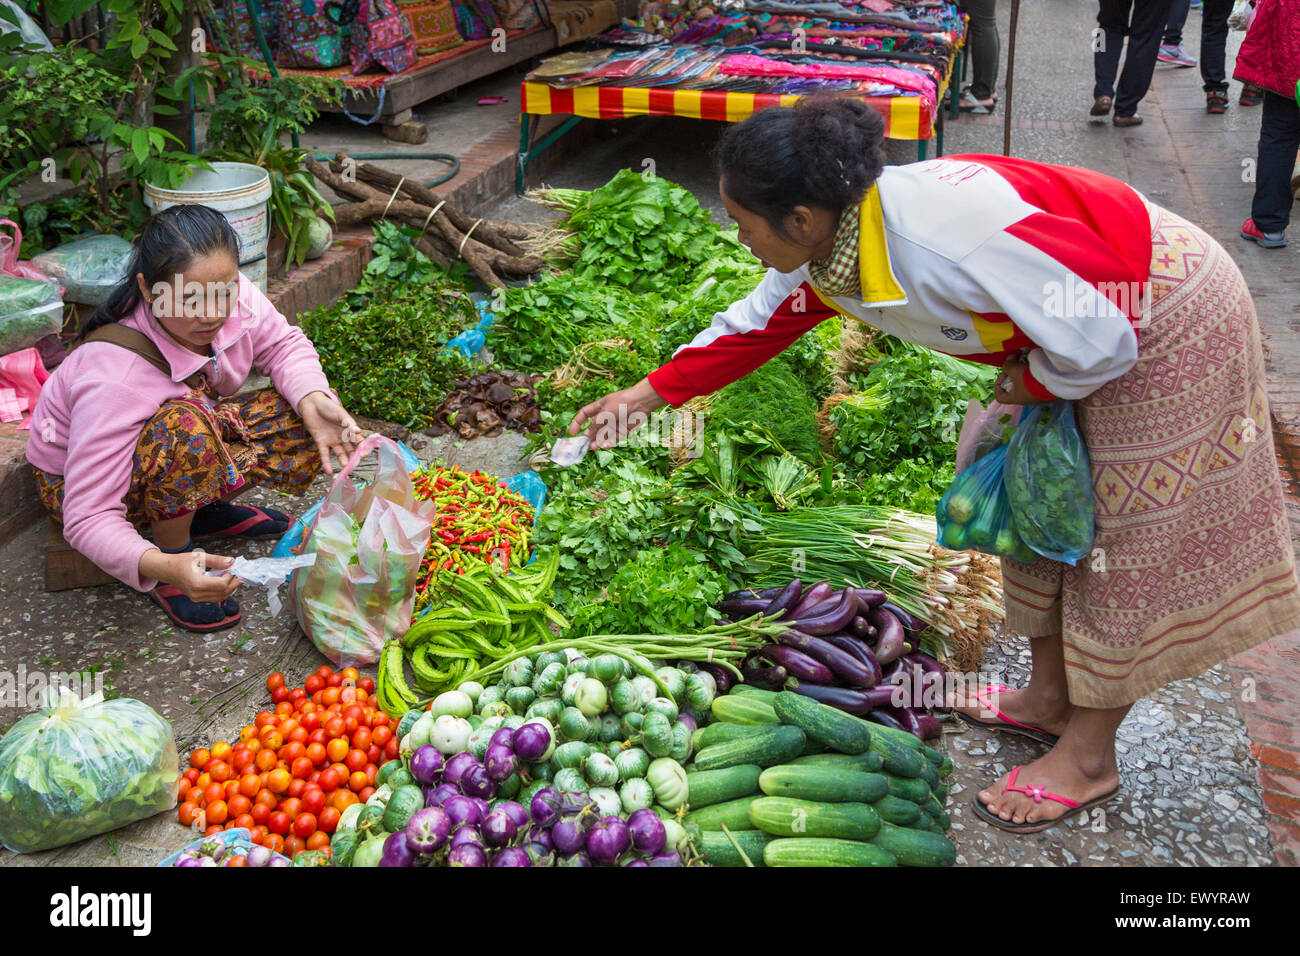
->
1004, 399, 1095, 565
937, 444, 1039, 563
0, 688, 177, 853
954, 398, 1021, 475
288, 434, 437, 667
31, 234, 134, 307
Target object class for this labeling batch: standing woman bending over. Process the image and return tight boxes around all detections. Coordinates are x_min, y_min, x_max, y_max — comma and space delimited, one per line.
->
570, 97, 1300, 832
27, 204, 360, 633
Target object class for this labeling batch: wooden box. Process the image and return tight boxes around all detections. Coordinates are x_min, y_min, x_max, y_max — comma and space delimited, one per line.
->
44, 522, 116, 592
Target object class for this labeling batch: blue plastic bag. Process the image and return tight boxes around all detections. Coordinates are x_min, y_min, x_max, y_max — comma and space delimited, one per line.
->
1004, 400, 1095, 565
442, 301, 496, 360
936, 444, 1039, 563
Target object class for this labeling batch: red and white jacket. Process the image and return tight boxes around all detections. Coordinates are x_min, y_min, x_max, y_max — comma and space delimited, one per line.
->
648, 155, 1153, 405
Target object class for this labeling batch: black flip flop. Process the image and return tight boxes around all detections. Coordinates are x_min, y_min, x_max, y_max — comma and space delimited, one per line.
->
150, 585, 242, 633
971, 766, 1120, 834
191, 503, 292, 540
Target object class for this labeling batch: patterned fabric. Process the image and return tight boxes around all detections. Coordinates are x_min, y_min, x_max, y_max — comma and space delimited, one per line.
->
451, 0, 499, 40
349, 0, 417, 72
394, 0, 464, 54
218, 0, 281, 57
808, 202, 862, 299
279, 0, 347, 68
33, 388, 320, 527
1000, 201, 1300, 709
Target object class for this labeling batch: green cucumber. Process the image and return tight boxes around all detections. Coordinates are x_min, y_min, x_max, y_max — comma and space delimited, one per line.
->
692, 721, 761, 751
792, 751, 884, 773
758, 764, 888, 803
748, 797, 880, 841
919, 760, 941, 791
888, 775, 933, 805
867, 729, 926, 778
934, 780, 950, 803
729, 685, 781, 703
764, 837, 896, 868
939, 755, 954, 778
923, 745, 945, 766
710, 694, 780, 725
684, 765, 763, 809
923, 795, 951, 831
697, 828, 775, 866
692, 725, 806, 771
872, 795, 923, 827
772, 691, 872, 755
870, 822, 956, 867
684, 795, 760, 831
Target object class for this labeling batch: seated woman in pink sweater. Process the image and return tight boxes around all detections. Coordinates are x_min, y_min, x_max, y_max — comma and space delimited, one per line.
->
26, 204, 360, 632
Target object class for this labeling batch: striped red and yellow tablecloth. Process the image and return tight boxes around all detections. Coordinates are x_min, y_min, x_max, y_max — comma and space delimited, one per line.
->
520, 81, 934, 140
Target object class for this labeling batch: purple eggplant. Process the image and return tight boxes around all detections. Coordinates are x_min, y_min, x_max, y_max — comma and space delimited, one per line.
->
880, 601, 926, 636
787, 588, 859, 636
409, 745, 444, 785
699, 662, 735, 694
513, 722, 553, 762
880, 657, 908, 686
787, 681, 874, 714
761, 579, 803, 618
447, 844, 488, 867
551, 819, 586, 855
586, 816, 632, 865
405, 806, 452, 854
481, 808, 519, 847
907, 650, 947, 680
824, 635, 881, 688
758, 644, 833, 683
789, 580, 832, 618
716, 596, 771, 620
866, 709, 908, 733
793, 596, 840, 620
725, 586, 786, 601
913, 713, 944, 740
378, 830, 415, 867
894, 707, 926, 738
491, 847, 532, 867
869, 607, 908, 665
848, 615, 871, 639
741, 656, 789, 689
854, 588, 888, 610
450, 825, 482, 848
627, 808, 667, 855
779, 630, 876, 688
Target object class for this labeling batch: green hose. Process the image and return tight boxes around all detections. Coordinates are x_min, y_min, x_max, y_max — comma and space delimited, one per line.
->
241, 0, 461, 187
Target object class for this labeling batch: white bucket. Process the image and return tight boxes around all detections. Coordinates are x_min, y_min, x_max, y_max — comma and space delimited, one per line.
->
143, 162, 274, 292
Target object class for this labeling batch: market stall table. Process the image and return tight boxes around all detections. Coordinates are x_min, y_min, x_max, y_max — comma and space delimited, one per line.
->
517, 68, 960, 192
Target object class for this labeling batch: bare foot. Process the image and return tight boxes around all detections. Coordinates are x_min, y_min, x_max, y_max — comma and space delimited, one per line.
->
946, 684, 1074, 739
977, 747, 1120, 828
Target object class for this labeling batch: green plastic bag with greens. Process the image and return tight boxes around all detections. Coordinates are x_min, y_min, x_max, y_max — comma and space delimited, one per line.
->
1004, 399, 1095, 565
936, 444, 1039, 563
0, 688, 178, 853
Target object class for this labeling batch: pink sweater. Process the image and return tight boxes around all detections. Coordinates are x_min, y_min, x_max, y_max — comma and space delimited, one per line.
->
26, 272, 332, 592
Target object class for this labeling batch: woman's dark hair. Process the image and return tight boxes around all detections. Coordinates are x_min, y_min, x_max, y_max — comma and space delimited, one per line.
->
714, 95, 886, 240
79, 203, 241, 339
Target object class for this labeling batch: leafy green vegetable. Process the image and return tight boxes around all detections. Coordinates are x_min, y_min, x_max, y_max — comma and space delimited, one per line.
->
0, 693, 177, 853
300, 271, 475, 428
567, 545, 726, 636
713, 358, 823, 465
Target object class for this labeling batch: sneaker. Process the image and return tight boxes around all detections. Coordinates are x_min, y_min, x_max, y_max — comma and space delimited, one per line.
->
1241, 218, 1287, 248
1240, 84, 1263, 106
1206, 90, 1229, 114
1158, 44, 1197, 67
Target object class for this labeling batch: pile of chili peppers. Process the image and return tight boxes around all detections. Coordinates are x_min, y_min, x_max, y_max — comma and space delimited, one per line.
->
411, 466, 534, 613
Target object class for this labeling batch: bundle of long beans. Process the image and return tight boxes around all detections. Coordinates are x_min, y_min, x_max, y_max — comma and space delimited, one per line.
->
741, 506, 1004, 671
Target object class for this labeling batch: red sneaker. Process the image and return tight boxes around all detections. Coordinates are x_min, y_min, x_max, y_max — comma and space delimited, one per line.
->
1241, 218, 1287, 248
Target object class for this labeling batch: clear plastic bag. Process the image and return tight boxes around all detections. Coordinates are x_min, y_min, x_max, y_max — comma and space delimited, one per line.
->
0, 275, 63, 356
937, 443, 1039, 562
1004, 400, 1095, 565
954, 398, 1021, 475
31, 234, 134, 307
0, 688, 177, 853
288, 435, 437, 667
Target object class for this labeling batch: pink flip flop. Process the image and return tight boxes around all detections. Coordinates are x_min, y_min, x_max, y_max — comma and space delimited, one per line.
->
950, 684, 1060, 745
972, 765, 1120, 834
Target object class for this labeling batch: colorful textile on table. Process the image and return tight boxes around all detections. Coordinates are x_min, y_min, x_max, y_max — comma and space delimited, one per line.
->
214, 0, 282, 57
1001, 201, 1300, 708
348, 0, 417, 72
718, 54, 938, 106
33, 388, 320, 526
808, 202, 862, 299
451, 0, 499, 39
394, 0, 464, 54
278, 0, 347, 68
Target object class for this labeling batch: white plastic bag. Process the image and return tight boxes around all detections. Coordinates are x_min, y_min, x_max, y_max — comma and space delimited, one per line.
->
31, 234, 134, 307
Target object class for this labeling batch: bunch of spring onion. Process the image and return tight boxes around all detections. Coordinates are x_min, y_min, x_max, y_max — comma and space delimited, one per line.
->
740, 505, 1005, 671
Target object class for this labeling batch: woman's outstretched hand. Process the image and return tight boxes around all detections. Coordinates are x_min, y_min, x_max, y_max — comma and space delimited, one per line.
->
568, 377, 669, 449
298, 390, 363, 474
